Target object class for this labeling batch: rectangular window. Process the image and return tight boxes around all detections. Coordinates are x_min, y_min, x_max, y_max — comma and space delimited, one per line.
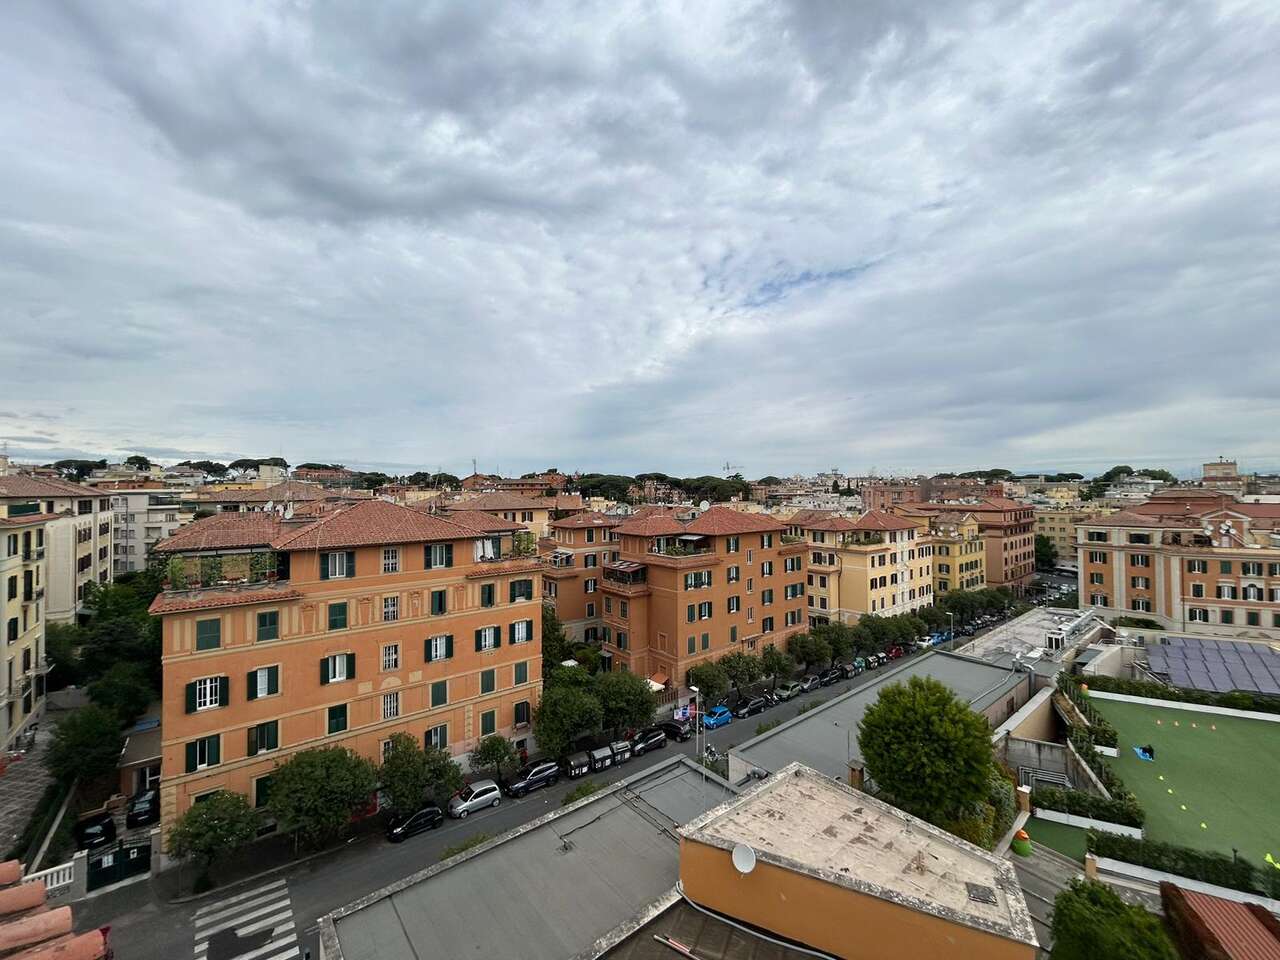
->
1187, 559, 1208, 574
1241, 561, 1263, 577
481, 710, 496, 736
1246, 611, 1260, 626
382, 644, 400, 671
424, 543, 454, 569
195, 619, 221, 651
585, 602, 595, 618
583, 554, 597, 568
1220, 560, 1233, 574
761, 589, 774, 606
327, 704, 348, 734
426, 634, 453, 663
1130, 554, 1151, 568
481, 669, 496, 694
728, 596, 740, 614
1191, 583, 1205, 598
1189, 607, 1209, 623
701, 632, 710, 651
760, 534, 773, 548
254, 775, 273, 809
616, 631, 628, 651
476, 626, 500, 651
247, 721, 279, 757
246, 666, 279, 700
1090, 572, 1104, 585
1217, 584, 1237, 600
1090, 593, 1108, 607
620, 599, 629, 618
514, 661, 528, 685
510, 619, 532, 644
514, 700, 531, 726
585, 528, 596, 544
382, 548, 400, 573
1220, 610, 1234, 625
761, 561, 773, 576
185, 735, 221, 772
321, 551, 355, 579
383, 596, 399, 622
604, 597, 612, 614
727, 566, 740, 583
322, 652, 355, 683
726, 536, 739, 553
328, 602, 348, 630
256, 611, 279, 642
1130, 576, 1149, 589
1131, 598, 1151, 612
762, 616, 774, 632
426, 724, 447, 749
687, 635, 695, 655
194, 676, 222, 711
698, 601, 712, 620
1127, 533, 1151, 544
510, 579, 534, 602
430, 589, 447, 615
431, 680, 448, 707
1088, 551, 1108, 564
584, 578, 597, 594
481, 583, 495, 607
382, 691, 400, 720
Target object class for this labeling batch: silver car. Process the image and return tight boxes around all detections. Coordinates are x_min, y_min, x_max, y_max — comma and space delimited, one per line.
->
448, 779, 501, 818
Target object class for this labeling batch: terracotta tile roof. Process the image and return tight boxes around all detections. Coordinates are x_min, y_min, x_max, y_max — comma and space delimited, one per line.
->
449, 492, 547, 512
272, 499, 480, 551
195, 480, 329, 503
786, 509, 859, 532
153, 513, 284, 553
1082, 510, 1197, 529
684, 506, 785, 536
851, 509, 919, 532
614, 511, 687, 537
0, 475, 95, 499
149, 586, 303, 615
0, 511, 59, 527
1176, 888, 1280, 960
551, 494, 585, 510
445, 510, 524, 534
549, 511, 623, 530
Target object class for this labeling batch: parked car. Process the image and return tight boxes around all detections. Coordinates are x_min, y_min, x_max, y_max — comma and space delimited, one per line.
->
501, 760, 560, 798
819, 668, 841, 687
733, 697, 766, 719
631, 727, 667, 756
799, 674, 821, 692
563, 751, 591, 779
775, 680, 804, 700
609, 740, 633, 764
73, 812, 117, 852
448, 779, 501, 818
125, 788, 160, 829
656, 718, 694, 742
385, 804, 445, 842
887, 645, 904, 660
703, 705, 733, 729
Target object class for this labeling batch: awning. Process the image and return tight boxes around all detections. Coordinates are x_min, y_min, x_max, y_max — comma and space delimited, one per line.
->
649, 672, 669, 687
606, 560, 644, 573
676, 534, 704, 541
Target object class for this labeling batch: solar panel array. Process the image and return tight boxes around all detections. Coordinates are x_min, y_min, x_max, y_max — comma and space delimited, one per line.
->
1146, 636, 1280, 696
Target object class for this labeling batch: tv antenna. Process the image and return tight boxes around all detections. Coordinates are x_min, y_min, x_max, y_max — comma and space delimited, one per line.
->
722, 461, 741, 476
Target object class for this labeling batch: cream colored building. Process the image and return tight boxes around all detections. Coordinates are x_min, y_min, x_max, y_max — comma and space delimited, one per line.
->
929, 513, 986, 594
1, 511, 50, 748
93, 483, 196, 574
1035, 506, 1110, 565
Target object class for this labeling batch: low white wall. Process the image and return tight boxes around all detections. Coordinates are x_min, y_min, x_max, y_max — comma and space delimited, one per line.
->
1087, 690, 1280, 724
1033, 806, 1142, 838
1095, 856, 1280, 913
1093, 744, 1118, 757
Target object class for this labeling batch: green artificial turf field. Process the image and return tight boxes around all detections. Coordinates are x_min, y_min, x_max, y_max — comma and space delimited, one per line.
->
1027, 816, 1088, 862
1089, 696, 1280, 863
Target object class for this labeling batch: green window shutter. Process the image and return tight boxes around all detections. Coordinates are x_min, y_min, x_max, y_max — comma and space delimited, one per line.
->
493, 627, 501, 648
321, 658, 330, 684
345, 653, 356, 679
218, 676, 230, 706
247, 726, 259, 757
268, 665, 279, 695
475, 629, 483, 652
246, 671, 258, 701
185, 682, 197, 713
445, 634, 453, 659
266, 722, 278, 750
515, 661, 528, 685
345, 550, 356, 577
508, 622, 516, 644
444, 544, 453, 568
423, 545, 433, 570
320, 554, 330, 580
687, 604, 695, 623
185, 742, 197, 773
424, 638, 434, 663
207, 735, 220, 766
509, 581, 517, 603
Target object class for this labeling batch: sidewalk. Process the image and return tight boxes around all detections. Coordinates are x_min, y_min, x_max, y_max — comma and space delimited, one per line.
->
0, 724, 54, 855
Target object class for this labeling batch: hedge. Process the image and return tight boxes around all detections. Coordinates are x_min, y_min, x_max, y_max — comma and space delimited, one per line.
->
1081, 674, 1280, 717
1032, 786, 1145, 828
1086, 831, 1274, 896
1058, 673, 1119, 747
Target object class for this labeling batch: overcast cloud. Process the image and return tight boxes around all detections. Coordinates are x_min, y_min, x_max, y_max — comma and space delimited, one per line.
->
2, 0, 1278, 478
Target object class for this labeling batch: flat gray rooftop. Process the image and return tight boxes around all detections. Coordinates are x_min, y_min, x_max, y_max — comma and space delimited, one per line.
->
324, 756, 734, 960
955, 606, 1103, 666
730, 651, 1027, 781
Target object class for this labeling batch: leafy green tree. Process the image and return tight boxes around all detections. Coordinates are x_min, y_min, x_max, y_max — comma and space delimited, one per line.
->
468, 735, 518, 781
379, 733, 433, 815
830, 479, 841, 493
1049, 879, 1177, 960
87, 662, 154, 725
46, 705, 124, 784
422, 743, 465, 805
51, 459, 105, 481
787, 631, 831, 671
1136, 468, 1176, 483
124, 455, 152, 469
1035, 534, 1059, 570
756, 476, 781, 485
858, 676, 993, 825
594, 671, 658, 735
546, 663, 594, 690
44, 621, 85, 689
534, 685, 603, 758
358, 472, 392, 490
760, 644, 795, 689
570, 643, 602, 674
167, 790, 258, 885
718, 651, 763, 692
540, 605, 571, 678
267, 747, 378, 848
812, 622, 853, 663
685, 660, 729, 703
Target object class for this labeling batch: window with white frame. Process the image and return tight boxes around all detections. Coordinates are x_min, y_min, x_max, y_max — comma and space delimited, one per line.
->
382, 691, 400, 720
511, 619, 532, 644
760, 561, 773, 576
383, 596, 399, 622
698, 601, 712, 619
584, 578, 597, 593
326, 653, 349, 682
1090, 572, 1104, 584
478, 625, 499, 650
382, 644, 400, 671
382, 548, 400, 573
1217, 584, 1237, 599
1089, 593, 1108, 606
1130, 553, 1151, 568
1131, 598, 1152, 612
1088, 551, 1108, 564
1191, 583, 1205, 598
195, 676, 221, 711
1188, 607, 1209, 623
427, 634, 451, 662
1187, 559, 1208, 573
1131, 576, 1150, 589
584, 553, 597, 568
426, 724, 447, 749
381, 739, 395, 760
727, 565, 740, 583
728, 596, 740, 614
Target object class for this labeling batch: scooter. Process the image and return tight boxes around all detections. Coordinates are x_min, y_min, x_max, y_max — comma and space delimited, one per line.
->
703, 744, 723, 763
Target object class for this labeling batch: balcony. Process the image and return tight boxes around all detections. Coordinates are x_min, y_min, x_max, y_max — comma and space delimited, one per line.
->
464, 556, 543, 579
21, 548, 44, 562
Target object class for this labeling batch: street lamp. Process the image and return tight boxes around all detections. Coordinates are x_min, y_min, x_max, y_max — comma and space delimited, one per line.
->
688, 685, 704, 794
947, 612, 954, 650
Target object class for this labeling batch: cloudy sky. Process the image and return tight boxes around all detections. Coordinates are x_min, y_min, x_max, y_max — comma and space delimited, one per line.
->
2, 1, 1278, 479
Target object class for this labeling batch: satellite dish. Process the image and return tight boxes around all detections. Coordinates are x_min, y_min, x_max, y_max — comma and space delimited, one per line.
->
731, 843, 757, 875
699, 500, 711, 512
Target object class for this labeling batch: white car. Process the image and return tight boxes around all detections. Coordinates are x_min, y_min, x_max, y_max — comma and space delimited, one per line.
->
448, 779, 501, 818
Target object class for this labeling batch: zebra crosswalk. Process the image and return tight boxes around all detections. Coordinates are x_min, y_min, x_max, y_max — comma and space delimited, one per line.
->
192, 877, 300, 960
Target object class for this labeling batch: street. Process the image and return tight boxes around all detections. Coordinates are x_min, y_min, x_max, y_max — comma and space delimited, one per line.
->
73, 674, 861, 960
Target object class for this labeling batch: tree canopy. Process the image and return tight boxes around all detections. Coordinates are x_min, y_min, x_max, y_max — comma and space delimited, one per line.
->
1049, 879, 1177, 960
594, 671, 658, 735
267, 747, 378, 847
46, 704, 124, 784
1035, 534, 1059, 570
124, 454, 152, 469
379, 732, 463, 815
533, 685, 604, 757
468, 735, 519, 780
858, 676, 993, 825
167, 790, 259, 879
685, 660, 730, 703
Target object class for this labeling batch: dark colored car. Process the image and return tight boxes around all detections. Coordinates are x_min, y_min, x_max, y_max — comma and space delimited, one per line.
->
125, 789, 160, 829
819, 668, 842, 687
74, 812, 117, 852
657, 718, 694, 742
733, 696, 766, 719
799, 675, 820, 692
385, 804, 444, 842
631, 727, 667, 756
502, 760, 560, 797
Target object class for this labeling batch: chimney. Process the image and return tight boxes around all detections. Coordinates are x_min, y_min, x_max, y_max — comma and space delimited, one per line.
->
847, 762, 865, 791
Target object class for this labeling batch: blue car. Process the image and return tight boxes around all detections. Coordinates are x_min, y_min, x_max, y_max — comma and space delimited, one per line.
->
702, 705, 733, 729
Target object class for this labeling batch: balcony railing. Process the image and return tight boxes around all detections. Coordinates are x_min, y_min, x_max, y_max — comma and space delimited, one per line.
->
21, 548, 45, 562
649, 545, 712, 557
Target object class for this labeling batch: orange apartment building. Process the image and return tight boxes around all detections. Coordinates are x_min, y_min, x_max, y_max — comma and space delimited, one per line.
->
150, 500, 543, 834
549, 507, 807, 689
541, 512, 623, 644
896, 498, 1034, 595
1076, 493, 1280, 641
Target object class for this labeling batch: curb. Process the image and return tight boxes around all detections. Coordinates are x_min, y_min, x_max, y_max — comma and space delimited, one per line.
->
165, 833, 372, 905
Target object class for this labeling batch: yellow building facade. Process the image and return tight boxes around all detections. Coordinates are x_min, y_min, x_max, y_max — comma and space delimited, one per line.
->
929, 513, 986, 594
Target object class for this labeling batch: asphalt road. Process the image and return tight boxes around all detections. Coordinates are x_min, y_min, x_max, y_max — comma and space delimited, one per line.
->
74, 672, 871, 960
